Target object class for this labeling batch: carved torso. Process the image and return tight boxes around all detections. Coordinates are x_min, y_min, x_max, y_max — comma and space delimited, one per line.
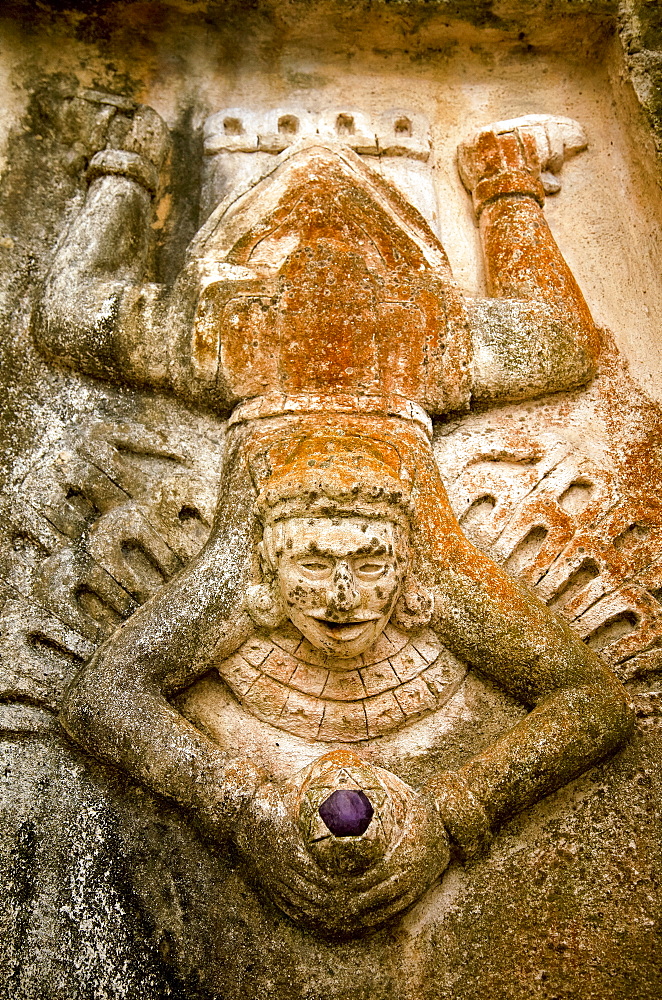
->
187, 146, 472, 415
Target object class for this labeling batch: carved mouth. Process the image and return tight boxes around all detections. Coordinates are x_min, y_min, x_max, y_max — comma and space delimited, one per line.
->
313, 619, 376, 642
321, 620, 366, 632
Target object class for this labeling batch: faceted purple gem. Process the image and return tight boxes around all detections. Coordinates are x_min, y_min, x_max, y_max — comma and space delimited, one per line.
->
318, 789, 374, 837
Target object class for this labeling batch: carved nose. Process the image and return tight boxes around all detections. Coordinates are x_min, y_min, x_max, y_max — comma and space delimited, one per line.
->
328, 563, 360, 612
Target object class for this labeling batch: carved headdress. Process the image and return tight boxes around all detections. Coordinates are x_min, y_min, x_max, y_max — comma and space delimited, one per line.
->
255, 433, 416, 529
244, 421, 436, 637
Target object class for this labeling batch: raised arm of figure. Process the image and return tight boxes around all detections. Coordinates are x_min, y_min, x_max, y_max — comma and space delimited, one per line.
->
459, 115, 602, 404
59, 437, 262, 840
413, 453, 634, 858
33, 93, 174, 390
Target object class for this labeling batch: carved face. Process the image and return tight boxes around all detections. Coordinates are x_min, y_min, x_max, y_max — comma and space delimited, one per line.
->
272, 516, 409, 658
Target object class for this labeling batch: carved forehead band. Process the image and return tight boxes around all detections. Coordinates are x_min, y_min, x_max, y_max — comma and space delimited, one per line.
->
255, 437, 415, 528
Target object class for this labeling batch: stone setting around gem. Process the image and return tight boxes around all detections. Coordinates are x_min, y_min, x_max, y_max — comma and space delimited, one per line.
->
318, 789, 374, 836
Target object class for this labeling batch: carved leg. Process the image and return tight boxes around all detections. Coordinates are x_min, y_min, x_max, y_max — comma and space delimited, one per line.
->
34, 93, 170, 387
459, 116, 601, 403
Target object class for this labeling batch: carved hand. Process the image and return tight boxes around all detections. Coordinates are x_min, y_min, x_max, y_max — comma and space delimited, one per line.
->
233, 771, 450, 937
457, 113, 587, 213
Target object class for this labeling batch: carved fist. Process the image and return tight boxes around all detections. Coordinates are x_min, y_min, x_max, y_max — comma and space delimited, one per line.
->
62, 89, 169, 194
234, 755, 451, 937
457, 114, 587, 214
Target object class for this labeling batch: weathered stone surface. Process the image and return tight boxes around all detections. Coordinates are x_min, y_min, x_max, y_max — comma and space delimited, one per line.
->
618, 0, 662, 175
0, 1, 661, 997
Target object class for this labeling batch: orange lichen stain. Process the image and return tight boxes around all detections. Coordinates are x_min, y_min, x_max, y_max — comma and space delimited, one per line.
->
151, 192, 172, 231
305, 747, 365, 770
213, 149, 471, 413
481, 196, 599, 364
596, 331, 662, 499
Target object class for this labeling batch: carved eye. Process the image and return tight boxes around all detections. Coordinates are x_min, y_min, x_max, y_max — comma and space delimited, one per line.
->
355, 561, 387, 579
298, 559, 332, 578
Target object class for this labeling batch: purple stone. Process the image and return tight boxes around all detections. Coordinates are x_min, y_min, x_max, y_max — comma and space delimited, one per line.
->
318, 789, 374, 837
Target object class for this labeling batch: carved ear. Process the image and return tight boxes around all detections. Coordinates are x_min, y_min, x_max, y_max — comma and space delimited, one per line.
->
391, 573, 433, 631
245, 581, 287, 630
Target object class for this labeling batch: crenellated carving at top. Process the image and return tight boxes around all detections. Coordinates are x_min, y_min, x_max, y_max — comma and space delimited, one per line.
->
203, 107, 430, 158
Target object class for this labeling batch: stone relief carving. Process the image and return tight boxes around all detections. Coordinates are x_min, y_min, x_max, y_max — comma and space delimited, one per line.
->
3, 89, 643, 937
200, 105, 436, 229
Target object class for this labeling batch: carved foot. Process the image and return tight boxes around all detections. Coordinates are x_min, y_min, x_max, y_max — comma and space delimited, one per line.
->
62, 89, 169, 194
458, 113, 588, 214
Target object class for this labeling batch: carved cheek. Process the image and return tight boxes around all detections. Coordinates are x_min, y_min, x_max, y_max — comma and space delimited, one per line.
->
284, 578, 323, 609
382, 578, 400, 610
365, 571, 399, 612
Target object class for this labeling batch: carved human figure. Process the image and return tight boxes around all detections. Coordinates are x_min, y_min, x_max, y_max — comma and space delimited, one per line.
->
33, 92, 634, 936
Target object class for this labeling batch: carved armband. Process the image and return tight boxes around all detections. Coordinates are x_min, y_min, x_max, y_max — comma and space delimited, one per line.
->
87, 148, 159, 195
470, 168, 545, 215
